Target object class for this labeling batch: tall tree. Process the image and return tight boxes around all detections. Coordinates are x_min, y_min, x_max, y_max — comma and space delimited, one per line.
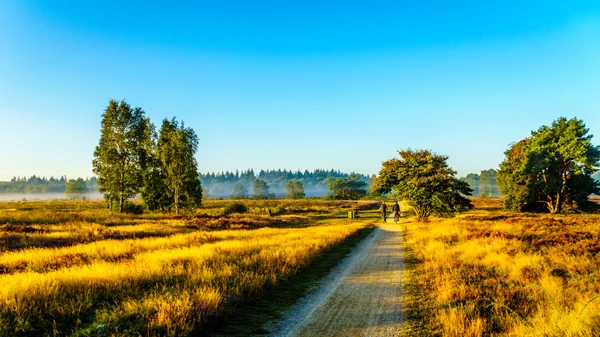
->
462, 173, 480, 196
498, 117, 600, 213
479, 169, 498, 197
252, 179, 271, 199
284, 180, 305, 199
139, 119, 172, 212
157, 118, 202, 215
65, 178, 89, 195
328, 174, 367, 200
93, 99, 149, 212
373, 149, 472, 222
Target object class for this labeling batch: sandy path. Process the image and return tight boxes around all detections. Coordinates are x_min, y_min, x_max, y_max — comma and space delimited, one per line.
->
268, 223, 406, 337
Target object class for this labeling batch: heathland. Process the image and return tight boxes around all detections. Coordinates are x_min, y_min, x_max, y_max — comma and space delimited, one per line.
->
1, 197, 600, 336
403, 197, 600, 337
0, 199, 377, 336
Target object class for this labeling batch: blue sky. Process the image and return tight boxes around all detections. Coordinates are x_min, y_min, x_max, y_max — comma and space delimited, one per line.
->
1, 1, 599, 181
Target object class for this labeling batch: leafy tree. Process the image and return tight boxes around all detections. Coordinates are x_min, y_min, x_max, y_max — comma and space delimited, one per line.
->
138, 119, 172, 212
252, 179, 271, 199
328, 174, 367, 200
157, 118, 202, 215
479, 169, 498, 197
231, 182, 248, 199
92, 100, 149, 212
366, 174, 380, 196
65, 178, 89, 194
462, 173, 480, 196
284, 180, 305, 199
498, 117, 600, 213
373, 149, 472, 222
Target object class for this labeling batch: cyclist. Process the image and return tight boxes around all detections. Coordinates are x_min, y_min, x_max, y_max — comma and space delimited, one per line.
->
380, 202, 387, 223
392, 201, 401, 223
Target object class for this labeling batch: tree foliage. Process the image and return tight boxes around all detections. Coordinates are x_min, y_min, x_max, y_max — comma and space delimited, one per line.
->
498, 117, 600, 213
156, 118, 202, 215
373, 149, 472, 222
199, 169, 369, 198
479, 169, 499, 197
92, 100, 150, 212
0, 176, 98, 194
252, 179, 272, 199
328, 173, 367, 200
65, 178, 89, 195
139, 120, 172, 212
284, 180, 305, 199
462, 173, 480, 196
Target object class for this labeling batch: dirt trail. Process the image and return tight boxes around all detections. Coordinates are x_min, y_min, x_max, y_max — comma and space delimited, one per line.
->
268, 223, 406, 337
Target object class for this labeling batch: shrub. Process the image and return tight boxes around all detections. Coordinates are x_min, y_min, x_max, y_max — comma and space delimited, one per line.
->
223, 202, 247, 215
272, 205, 286, 215
123, 201, 144, 214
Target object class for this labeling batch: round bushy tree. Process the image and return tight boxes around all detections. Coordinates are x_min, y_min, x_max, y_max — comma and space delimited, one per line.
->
373, 149, 472, 222
498, 117, 600, 213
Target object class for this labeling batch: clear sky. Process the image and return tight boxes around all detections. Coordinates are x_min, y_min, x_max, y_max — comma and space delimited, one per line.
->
1, 1, 599, 181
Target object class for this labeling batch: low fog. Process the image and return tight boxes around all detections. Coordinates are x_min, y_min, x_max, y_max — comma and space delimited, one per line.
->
0, 192, 105, 202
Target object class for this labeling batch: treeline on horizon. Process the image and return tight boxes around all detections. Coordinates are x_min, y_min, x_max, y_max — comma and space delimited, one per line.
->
199, 169, 370, 198
3, 170, 599, 197
0, 169, 371, 198
0, 176, 99, 194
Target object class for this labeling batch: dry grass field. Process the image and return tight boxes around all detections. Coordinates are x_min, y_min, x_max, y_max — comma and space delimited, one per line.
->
404, 197, 600, 337
0, 199, 375, 336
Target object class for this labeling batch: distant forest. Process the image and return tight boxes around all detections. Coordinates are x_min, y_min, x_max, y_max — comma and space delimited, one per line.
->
199, 169, 371, 198
0, 170, 371, 198
2, 170, 597, 197
0, 176, 99, 194
460, 169, 501, 197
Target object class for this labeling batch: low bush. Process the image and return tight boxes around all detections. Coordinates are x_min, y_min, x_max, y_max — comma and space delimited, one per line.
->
223, 202, 248, 215
123, 201, 144, 214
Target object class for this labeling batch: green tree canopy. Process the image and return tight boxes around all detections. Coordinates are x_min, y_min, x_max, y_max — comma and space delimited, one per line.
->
498, 117, 600, 213
65, 178, 89, 194
92, 100, 150, 212
328, 174, 367, 200
157, 118, 202, 215
462, 173, 480, 196
373, 149, 472, 222
139, 120, 172, 212
284, 180, 305, 199
252, 179, 272, 199
479, 169, 498, 197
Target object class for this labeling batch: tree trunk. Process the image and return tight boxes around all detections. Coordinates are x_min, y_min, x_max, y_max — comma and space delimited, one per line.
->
174, 188, 179, 215
120, 195, 124, 213
548, 192, 563, 214
555, 192, 562, 214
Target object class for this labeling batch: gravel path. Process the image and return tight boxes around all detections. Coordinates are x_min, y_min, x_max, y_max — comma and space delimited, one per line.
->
267, 223, 406, 337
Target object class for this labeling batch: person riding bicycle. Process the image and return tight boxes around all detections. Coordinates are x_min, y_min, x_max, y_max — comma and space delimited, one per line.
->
380, 202, 387, 223
392, 201, 401, 222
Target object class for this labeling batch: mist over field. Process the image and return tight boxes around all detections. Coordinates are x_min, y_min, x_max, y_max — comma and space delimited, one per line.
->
0, 192, 105, 202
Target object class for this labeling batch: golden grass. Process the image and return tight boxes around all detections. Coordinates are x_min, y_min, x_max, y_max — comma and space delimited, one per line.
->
0, 199, 355, 251
403, 199, 600, 336
0, 199, 372, 336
